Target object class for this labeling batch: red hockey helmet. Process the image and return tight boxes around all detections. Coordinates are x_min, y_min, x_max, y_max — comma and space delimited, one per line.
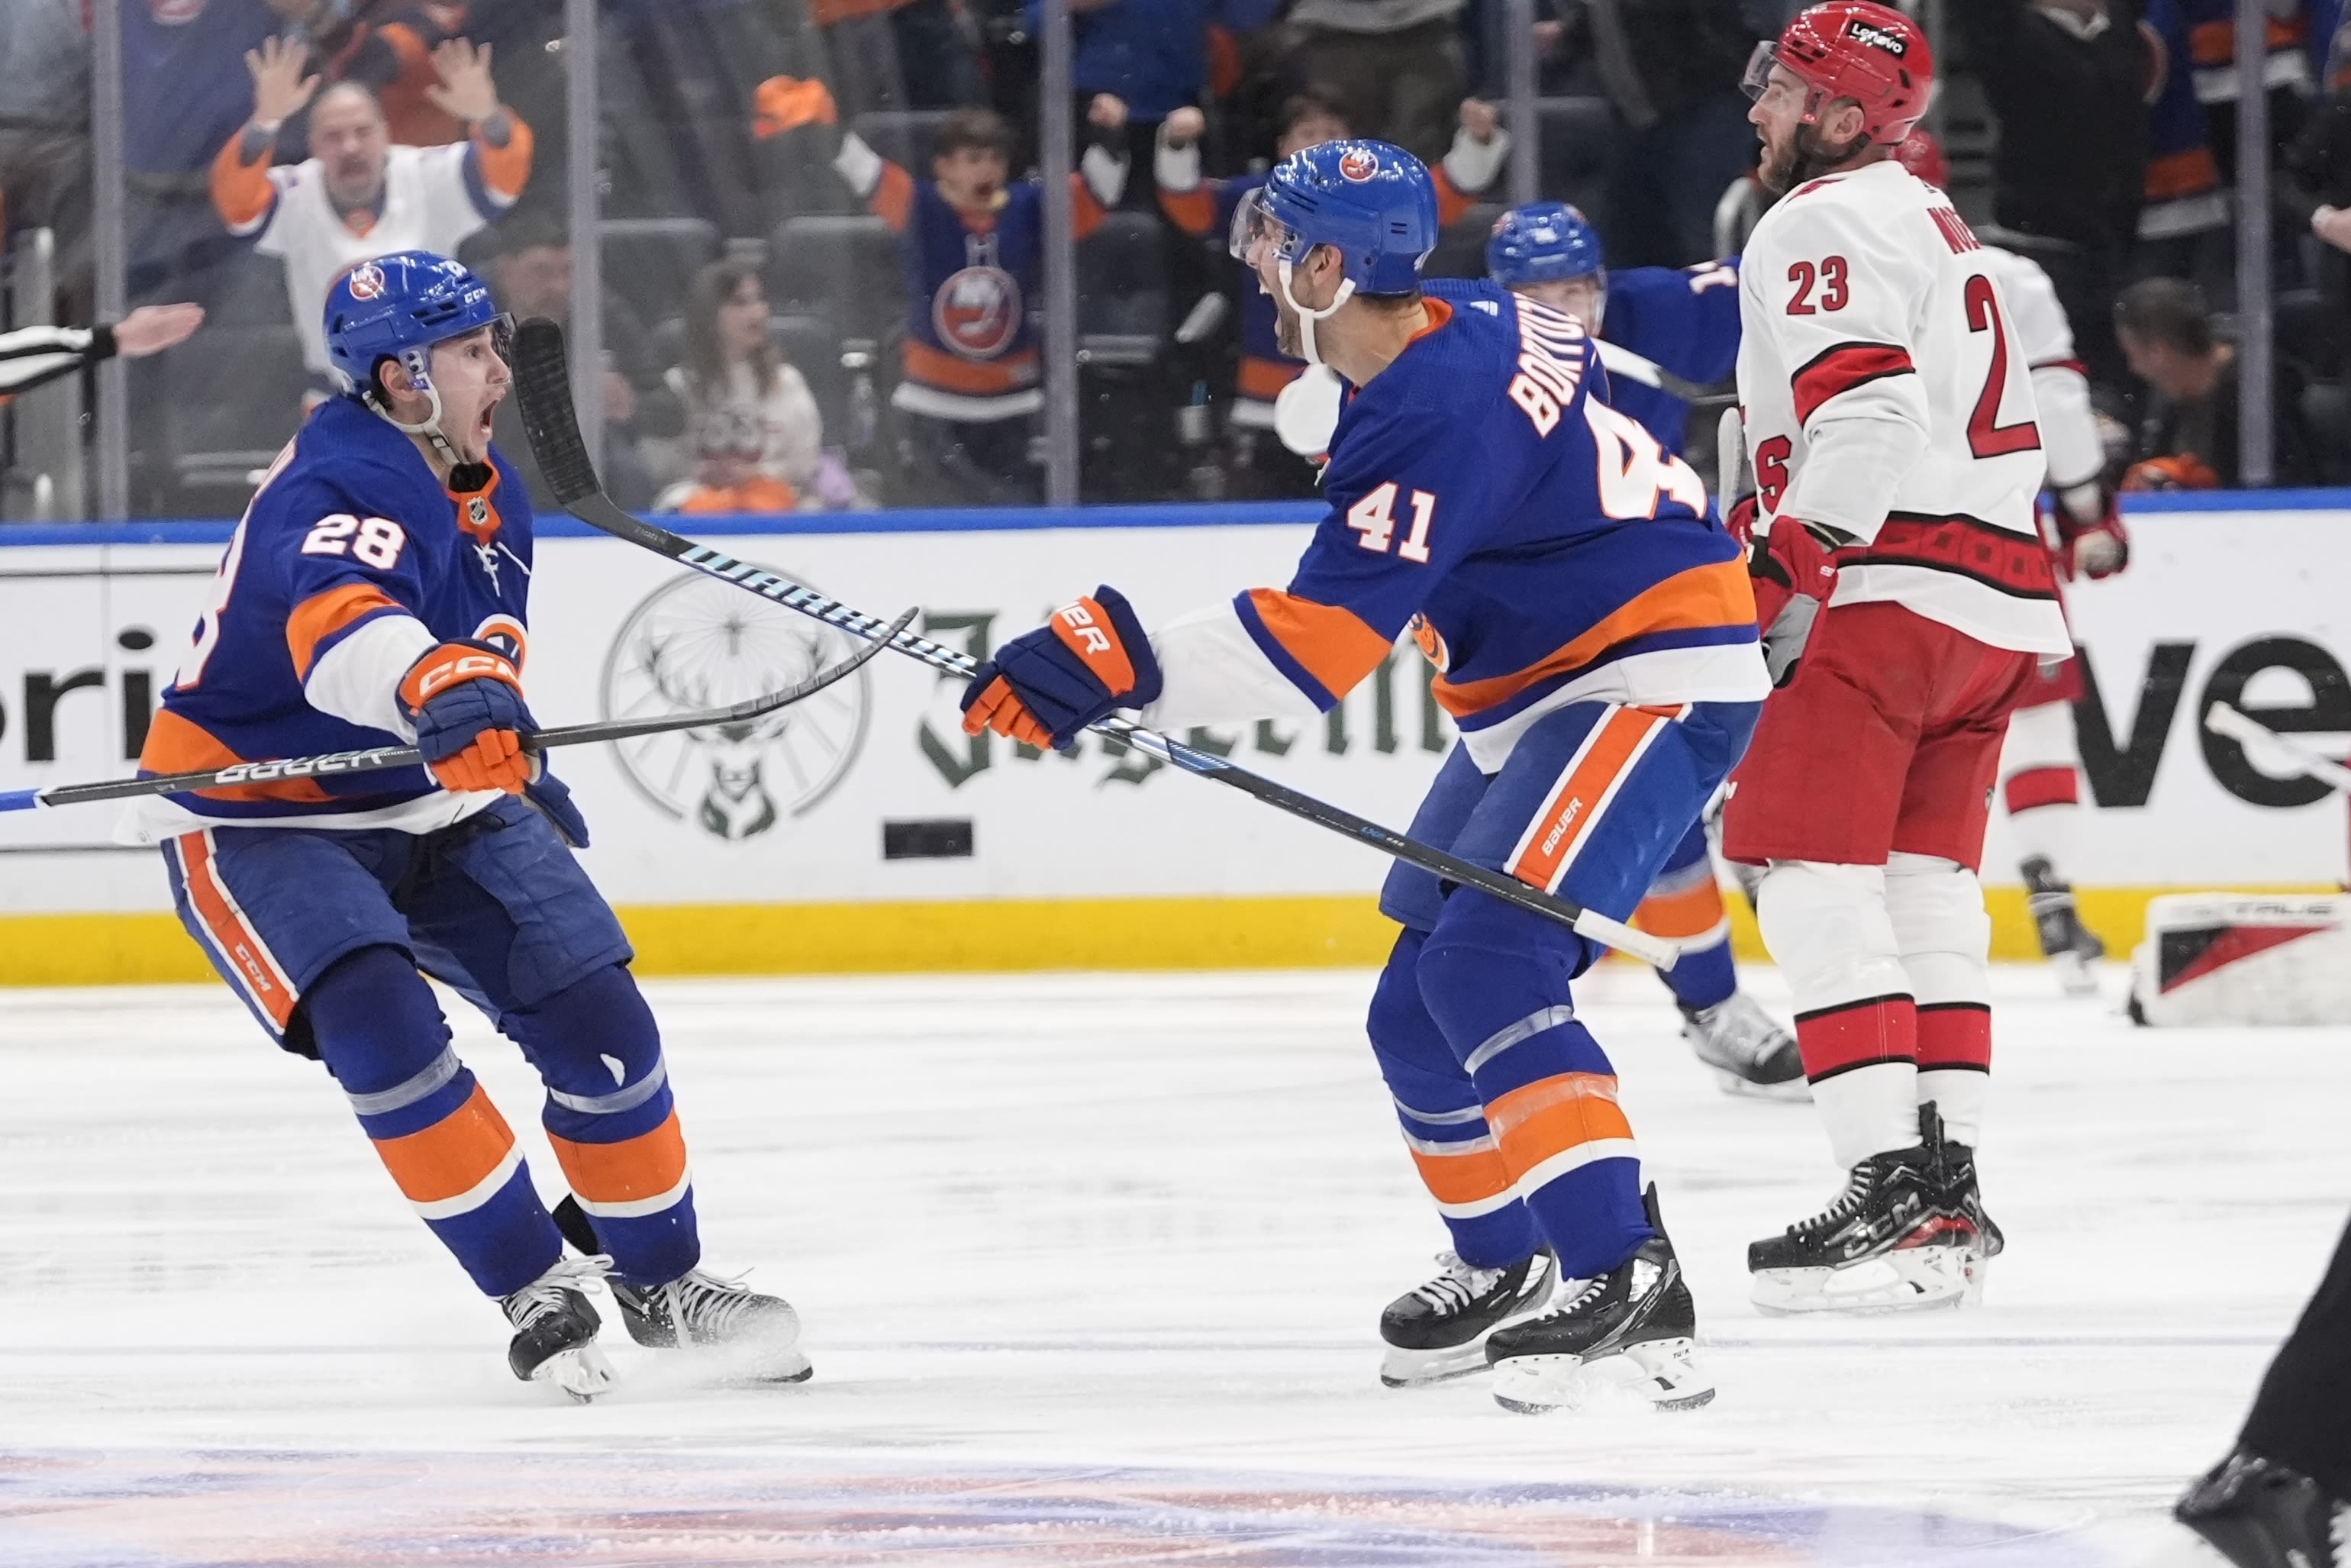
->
1743, 2, 1936, 147
1895, 128, 1949, 187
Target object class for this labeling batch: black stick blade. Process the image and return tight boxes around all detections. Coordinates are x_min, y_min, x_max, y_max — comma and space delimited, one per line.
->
511, 316, 601, 506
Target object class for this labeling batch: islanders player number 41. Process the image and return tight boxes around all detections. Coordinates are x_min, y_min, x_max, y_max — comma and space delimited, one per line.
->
961, 140, 1770, 1414
129, 251, 805, 1399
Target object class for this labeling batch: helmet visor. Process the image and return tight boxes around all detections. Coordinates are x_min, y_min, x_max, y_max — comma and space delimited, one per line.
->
1742, 41, 1810, 112
1228, 186, 1307, 271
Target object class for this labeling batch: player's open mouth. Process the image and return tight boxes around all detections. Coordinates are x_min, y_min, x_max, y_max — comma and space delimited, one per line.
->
477, 395, 502, 439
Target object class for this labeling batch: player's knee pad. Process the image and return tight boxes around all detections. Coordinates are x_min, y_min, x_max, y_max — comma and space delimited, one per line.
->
1367, 929, 1477, 1108
303, 944, 453, 1095
1884, 852, 1991, 1005
1756, 860, 1908, 1010
508, 963, 673, 1143
1417, 890, 1613, 1099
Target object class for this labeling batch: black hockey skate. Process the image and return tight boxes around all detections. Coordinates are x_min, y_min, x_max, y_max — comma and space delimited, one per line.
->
2176, 1447, 2346, 1568
1379, 1249, 1556, 1388
1748, 1105, 1970, 1314
1679, 992, 1808, 1101
501, 1257, 618, 1402
1933, 1121, 2004, 1305
552, 1195, 811, 1382
2022, 855, 2105, 996
1485, 1187, 1712, 1414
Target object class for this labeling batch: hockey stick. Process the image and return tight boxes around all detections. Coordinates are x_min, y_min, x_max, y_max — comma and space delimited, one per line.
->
2204, 702, 2351, 795
0, 608, 910, 814
509, 316, 1682, 968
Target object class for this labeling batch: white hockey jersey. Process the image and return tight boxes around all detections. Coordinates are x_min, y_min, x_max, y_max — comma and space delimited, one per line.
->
1978, 245, 2103, 496
1736, 160, 2071, 657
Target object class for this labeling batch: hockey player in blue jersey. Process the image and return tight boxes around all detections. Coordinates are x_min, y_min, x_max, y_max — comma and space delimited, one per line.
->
1487, 202, 1803, 1102
131, 250, 805, 1400
959, 142, 1770, 1412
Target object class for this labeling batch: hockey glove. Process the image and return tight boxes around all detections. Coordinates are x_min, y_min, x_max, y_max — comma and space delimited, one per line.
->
961, 586, 1164, 753
1746, 518, 1839, 689
399, 639, 537, 795
2053, 483, 2129, 579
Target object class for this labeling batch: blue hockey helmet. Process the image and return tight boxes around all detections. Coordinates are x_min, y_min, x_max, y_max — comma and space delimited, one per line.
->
1486, 202, 1605, 289
323, 249, 505, 398
1230, 138, 1440, 297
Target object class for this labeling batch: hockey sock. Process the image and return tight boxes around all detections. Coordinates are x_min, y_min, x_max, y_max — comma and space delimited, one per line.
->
1367, 928, 1540, 1269
507, 963, 699, 1288
307, 944, 562, 1299
1888, 853, 1995, 1149
1759, 861, 1920, 1168
2001, 702, 2084, 873
1640, 821, 1738, 1011
1418, 892, 1650, 1280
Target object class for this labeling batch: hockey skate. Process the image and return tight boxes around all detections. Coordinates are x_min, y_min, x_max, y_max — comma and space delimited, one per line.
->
1933, 1122, 2004, 1305
2176, 1447, 2346, 1568
1379, 1249, 1556, 1388
1680, 992, 1808, 1101
501, 1255, 618, 1403
2022, 856, 2104, 996
1486, 1188, 1712, 1414
1748, 1107, 1970, 1314
552, 1196, 810, 1382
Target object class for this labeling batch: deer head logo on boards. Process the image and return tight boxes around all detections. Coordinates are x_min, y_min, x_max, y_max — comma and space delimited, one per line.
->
601, 571, 870, 839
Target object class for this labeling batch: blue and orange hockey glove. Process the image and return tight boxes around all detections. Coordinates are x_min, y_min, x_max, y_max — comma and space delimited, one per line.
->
960, 586, 1164, 752
399, 639, 538, 795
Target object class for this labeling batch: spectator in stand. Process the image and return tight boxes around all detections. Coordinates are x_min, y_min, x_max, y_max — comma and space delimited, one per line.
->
123, 0, 280, 303
1955, 0, 2152, 395
805, 0, 985, 117
211, 34, 533, 405
1029, 0, 1280, 205
755, 80, 1129, 504
2137, 0, 2233, 290
2114, 276, 2317, 487
1154, 88, 1508, 494
483, 219, 675, 512
1279, 0, 1468, 166
1548, 0, 1761, 269
263, 1, 476, 148
656, 261, 863, 513
2182, 0, 2314, 182
0, 0, 89, 280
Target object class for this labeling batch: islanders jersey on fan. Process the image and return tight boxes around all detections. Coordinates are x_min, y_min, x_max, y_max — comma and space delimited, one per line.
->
133, 395, 532, 837
1138, 278, 1771, 771
1594, 260, 1742, 456
835, 132, 1121, 423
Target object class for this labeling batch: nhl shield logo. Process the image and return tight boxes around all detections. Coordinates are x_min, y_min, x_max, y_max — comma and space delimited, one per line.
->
933, 266, 1023, 360
1338, 148, 1380, 183
347, 263, 387, 302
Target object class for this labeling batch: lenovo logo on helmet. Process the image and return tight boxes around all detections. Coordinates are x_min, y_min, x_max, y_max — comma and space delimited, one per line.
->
1843, 17, 1908, 55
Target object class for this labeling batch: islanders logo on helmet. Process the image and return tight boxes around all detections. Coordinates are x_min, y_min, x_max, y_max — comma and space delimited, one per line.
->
1337, 147, 1379, 182
1486, 202, 1604, 289
323, 249, 503, 394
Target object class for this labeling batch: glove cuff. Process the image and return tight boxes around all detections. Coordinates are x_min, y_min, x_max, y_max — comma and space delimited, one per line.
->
399, 638, 522, 715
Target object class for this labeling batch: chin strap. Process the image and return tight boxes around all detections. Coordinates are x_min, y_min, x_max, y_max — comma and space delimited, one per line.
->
366, 347, 464, 468
1277, 259, 1355, 369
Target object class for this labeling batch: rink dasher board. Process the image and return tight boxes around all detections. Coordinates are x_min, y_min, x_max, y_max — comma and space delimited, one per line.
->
0, 498, 2340, 980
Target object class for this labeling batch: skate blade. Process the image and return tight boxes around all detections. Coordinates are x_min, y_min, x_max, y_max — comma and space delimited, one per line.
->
1750, 1248, 1970, 1315
1492, 1337, 1714, 1415
1710, 1068, 1811, 1103
533, 1342, 618, 1403
1379, 1341, 1494, 1389
2052, 952, 2102, 998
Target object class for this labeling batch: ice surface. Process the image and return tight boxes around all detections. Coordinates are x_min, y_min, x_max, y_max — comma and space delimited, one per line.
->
3, 963, 2344, 1566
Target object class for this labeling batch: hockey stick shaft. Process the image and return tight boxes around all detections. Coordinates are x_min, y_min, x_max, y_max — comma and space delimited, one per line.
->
509, 317, 1679, 968
0, 609, 908, 815
2206, 702, 2351, 794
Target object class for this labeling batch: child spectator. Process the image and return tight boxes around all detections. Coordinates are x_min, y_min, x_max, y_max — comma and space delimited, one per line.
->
754, 80, 1128, 503
211, 34, 532, 402
656, 261, 860, 514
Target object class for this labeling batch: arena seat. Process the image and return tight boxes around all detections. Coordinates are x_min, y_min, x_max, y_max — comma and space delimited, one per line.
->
767, 215, 905, 349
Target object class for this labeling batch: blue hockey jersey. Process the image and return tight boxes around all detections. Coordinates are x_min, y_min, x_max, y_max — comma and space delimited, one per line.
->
1596, 259, 1742, 457
137, 395, 534, 834
1138, 278, 1770, 769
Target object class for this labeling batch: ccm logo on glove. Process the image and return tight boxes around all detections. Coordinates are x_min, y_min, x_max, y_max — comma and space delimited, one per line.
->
400, 638, 537, 795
